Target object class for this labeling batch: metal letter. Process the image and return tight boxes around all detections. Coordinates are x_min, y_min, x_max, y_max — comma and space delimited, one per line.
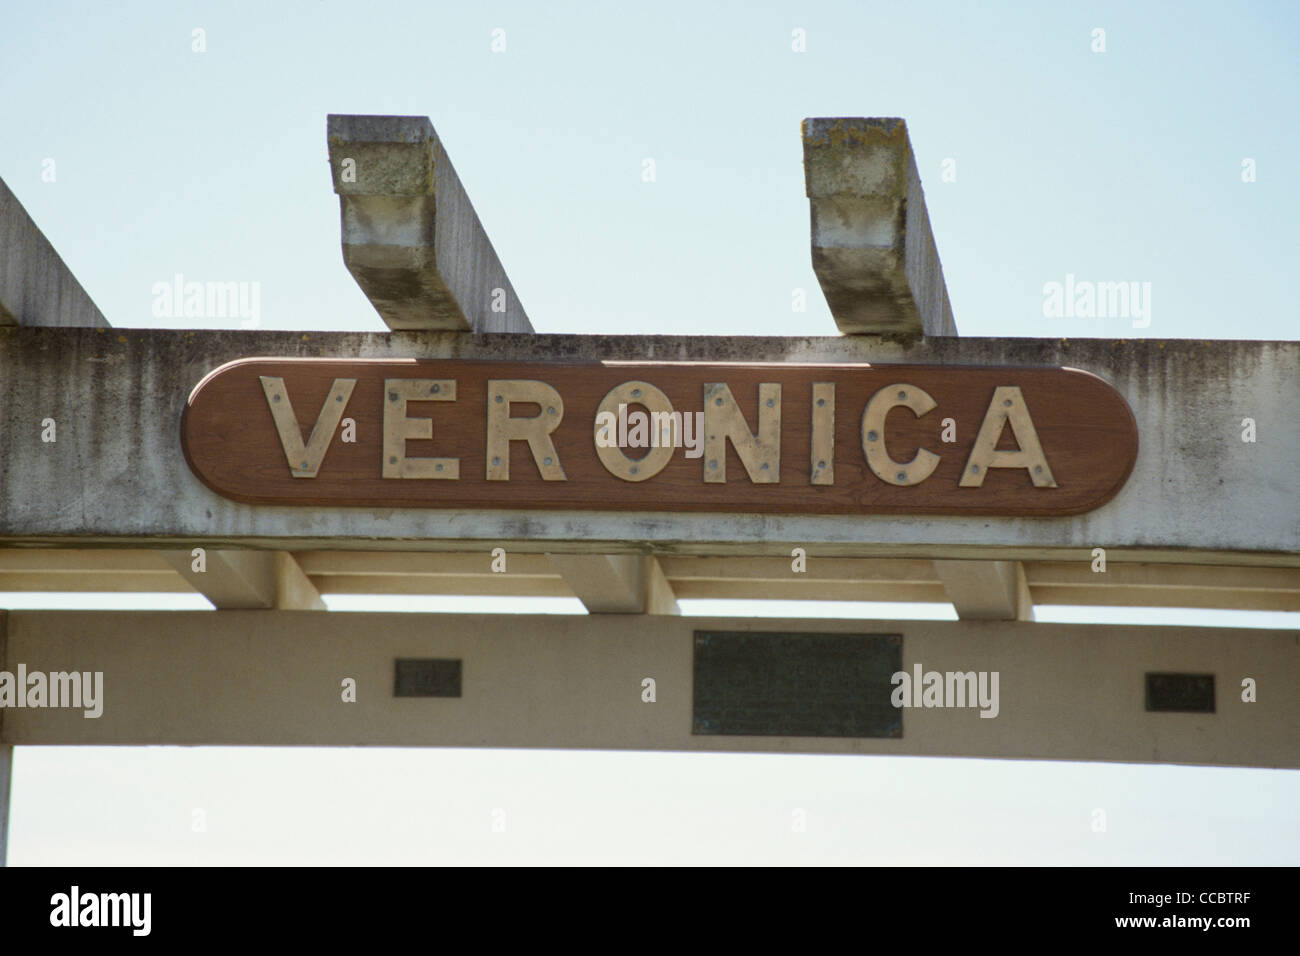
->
860, 383, 940, 487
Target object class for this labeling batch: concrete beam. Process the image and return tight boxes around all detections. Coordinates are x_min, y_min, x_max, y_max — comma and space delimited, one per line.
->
934, 560, 1034, 621
327, 115, 532, 333
1026, 563, 1300, 611
297, 550, 558, 578
3, 611, 1296, 768
0, 177, 109, 328
159, 550, 324, 610
0, 329, 1296, 563
547, 554, 680, 614
803, 118, 957, 337
0, 551, 1292, 609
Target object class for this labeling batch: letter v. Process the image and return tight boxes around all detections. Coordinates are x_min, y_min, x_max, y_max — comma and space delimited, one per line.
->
260, 376, 356, 477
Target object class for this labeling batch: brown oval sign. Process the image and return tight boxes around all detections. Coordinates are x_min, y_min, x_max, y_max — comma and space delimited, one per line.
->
181, 359, 1138, 516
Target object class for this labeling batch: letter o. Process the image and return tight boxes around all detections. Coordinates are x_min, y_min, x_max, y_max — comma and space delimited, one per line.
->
594, 381, 675, 482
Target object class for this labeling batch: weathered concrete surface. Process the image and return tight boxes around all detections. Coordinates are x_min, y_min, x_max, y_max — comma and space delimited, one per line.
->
4, 611, 1297, 767
328, 115, 532, 333
0, 329, 1295, 563
0, 177, 109, 328
803, 118, 957, 337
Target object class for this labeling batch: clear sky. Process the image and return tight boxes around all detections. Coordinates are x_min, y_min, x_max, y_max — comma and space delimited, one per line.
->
1, 0, 1297, 864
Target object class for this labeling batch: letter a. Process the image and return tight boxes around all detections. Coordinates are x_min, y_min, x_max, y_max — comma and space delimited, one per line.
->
960, 387, 1057, 488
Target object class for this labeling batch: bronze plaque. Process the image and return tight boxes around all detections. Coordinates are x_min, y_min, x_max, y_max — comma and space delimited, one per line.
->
181, 358, 1138, 515
692, 631, 902, 738
1145, 673, 1215, 713
394, 659, 462, 698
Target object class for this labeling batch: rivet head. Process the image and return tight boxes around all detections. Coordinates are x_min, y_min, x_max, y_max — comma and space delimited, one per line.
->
867, 430, 878, 442
388, 456, 397, 465
630, 465, 638, 475
766, 398, 775, 407
715, 397, 723, 406
272, 394, 281, 402
435, 463, 443, 472
388, 391, 398, 402
547, 406, 556, 415
816, 398, 826, 407
1034, 465, 1043, 473
335, 394, 343, 402
301, 462, 310, 470
430, 384, 440, 394
760, 462, 770, 470
817, 460, 826, 469
708, 459, 718, 469
544, 457, 553, 466
970, 465, 980, 473
897, 390, 907, 400
896, 472, 907, 482
1003, 398, 1012, 407
491, 456, 501, 466
631, 389, 642, 398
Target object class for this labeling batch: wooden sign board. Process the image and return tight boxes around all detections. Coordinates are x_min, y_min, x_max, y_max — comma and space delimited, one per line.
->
181, 359, 1138, 516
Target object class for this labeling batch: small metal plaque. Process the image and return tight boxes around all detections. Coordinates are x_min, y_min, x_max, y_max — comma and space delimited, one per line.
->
692, 631, 902, 738
1145, 673, 1215, 713
394, 658, 462, 698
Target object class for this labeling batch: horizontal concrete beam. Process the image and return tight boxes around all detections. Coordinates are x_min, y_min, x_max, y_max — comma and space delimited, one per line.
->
0, 329, 1295, 563
2, 611, 1295, 768
328, 115, 531, 333
2, 551, 1293, 610
0, 177, 109, 328
803, 118, 957, 337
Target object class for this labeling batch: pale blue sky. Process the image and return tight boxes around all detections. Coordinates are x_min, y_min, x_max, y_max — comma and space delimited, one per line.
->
2, 1, 1297, 864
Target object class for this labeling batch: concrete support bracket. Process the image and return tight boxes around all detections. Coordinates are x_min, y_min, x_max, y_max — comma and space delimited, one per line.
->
803, 118, 957, 337
547, 554, 681, 614
327, 114, 532, 333
160, 550, 326, 610
934, 559, 1034, 621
